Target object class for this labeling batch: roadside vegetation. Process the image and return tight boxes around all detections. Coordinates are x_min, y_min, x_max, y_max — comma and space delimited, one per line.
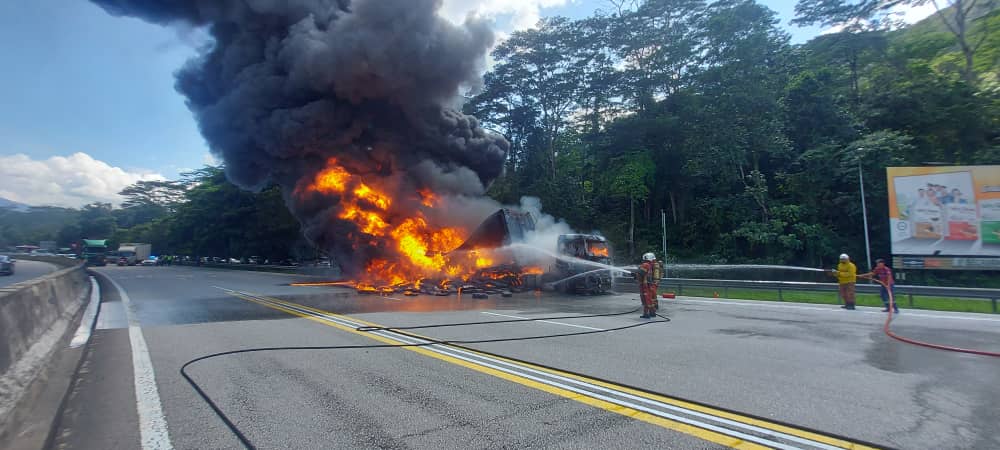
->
674, 286, 997, 314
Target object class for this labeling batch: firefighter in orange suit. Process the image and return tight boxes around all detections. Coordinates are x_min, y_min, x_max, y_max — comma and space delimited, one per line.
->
638, 252, 661, 318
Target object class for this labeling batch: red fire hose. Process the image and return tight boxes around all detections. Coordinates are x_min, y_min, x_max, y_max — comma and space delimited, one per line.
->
874, 278, 1000, 357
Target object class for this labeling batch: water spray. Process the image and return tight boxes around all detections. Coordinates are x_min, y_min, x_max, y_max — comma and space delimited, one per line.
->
543, 268, 619, 290
663, 264, 828, 273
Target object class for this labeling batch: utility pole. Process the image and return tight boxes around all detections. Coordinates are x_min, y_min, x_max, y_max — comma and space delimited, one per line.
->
858, 157, 873, 272
629, 197, 635, 259
661, 209, 667, 259
661, 209, 668, 279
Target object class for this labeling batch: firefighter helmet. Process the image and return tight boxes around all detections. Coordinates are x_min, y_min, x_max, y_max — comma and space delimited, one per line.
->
642, 252, 656, 261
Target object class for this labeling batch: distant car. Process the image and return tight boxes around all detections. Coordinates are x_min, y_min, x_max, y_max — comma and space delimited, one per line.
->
117, 256, 128, 266
140, 257, 157, 266
0, 255, 14, 275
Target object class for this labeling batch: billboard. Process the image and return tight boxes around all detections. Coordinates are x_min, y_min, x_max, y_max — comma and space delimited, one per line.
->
888, 165, 1000, 258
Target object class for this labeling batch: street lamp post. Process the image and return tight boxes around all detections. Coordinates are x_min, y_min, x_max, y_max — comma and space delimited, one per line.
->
661, 209, 668, 279
858, 152, 873, 272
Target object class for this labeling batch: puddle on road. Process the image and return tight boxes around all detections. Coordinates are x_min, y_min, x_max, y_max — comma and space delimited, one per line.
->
713, 328, 780, 339
132, 288, 638, 327
278, 289, 633, 317
864, 327, 1000, 374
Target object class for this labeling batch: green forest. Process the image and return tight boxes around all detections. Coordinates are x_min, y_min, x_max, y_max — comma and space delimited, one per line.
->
2, 0, 998, 275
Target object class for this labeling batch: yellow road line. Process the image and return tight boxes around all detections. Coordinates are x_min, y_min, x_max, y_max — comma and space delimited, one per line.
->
252, 294, 876, 449
226, 292, 766, 449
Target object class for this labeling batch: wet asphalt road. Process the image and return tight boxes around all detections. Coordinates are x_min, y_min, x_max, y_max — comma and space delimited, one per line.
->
0, 259, 57, 287
50, 265, 1000, 449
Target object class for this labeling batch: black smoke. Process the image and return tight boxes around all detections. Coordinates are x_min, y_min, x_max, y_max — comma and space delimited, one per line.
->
91, 0, 509, 274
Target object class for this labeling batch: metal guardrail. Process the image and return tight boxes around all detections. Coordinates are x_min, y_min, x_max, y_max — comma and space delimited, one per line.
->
614, 277, 1000, 313
133, 259, 1000, 313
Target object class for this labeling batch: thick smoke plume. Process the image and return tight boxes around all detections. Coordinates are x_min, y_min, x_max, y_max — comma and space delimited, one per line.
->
92, 0, 509, 275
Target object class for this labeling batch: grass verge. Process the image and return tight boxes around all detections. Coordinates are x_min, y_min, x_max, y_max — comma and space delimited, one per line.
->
665, 286, 997, 314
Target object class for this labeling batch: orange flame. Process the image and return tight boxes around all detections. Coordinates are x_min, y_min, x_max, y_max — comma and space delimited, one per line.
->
475, 255, 494, 268
299, 158, 547, 290
418, 188, 437, 208
300, 158, 494, 286
312, 162, 350, 193
521, 266, 544, 275
589, 243, 609, 257
354, 183, 391, 210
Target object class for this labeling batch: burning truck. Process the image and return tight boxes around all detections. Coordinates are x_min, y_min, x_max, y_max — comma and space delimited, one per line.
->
552, 234, 614, 294
293, 207, 616, 297
446, 209, 615, 296
454, 214, 615, 296
348, 208, 615, 297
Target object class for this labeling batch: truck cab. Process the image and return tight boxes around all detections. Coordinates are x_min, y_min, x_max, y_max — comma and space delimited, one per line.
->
553, 234, 614, 294
81, 239, 108, 267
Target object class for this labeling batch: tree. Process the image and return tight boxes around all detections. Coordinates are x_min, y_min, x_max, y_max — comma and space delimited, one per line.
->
119, 180, 186, 210
79, 203, 116, 239
793, 0, 996, 83
802, 31, 887, 101
486, 17, 590, 178
163, 167, 300, 260
607, 0, 705, 109
115, 180, 188, 229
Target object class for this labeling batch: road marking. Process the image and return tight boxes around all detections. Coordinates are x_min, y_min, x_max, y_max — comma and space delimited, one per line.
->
70, 277, 101, 348
481, 311, 605, 331
106, 275, 173, 450
217, 287, 878, 449
670, 297, 1000, 322
244, 292, 872, 449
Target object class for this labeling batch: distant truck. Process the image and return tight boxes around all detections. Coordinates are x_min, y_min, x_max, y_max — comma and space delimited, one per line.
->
117, 243, 152, 266
81, 239, 108, 266
39, 240, 58, 252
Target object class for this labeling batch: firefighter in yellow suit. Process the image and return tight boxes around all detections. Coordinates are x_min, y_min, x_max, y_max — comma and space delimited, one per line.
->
830, 253, 857, 310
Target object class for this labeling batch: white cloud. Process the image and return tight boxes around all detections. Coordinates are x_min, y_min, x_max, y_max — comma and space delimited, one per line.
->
821, 2, 939, 35
897, 2, 936, 24
0, 152, 164, 208
439, 0, 571, 31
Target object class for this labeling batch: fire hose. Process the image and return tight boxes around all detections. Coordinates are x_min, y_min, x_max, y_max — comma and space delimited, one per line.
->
872, 278, 1000, 358
179, 307, 670, 449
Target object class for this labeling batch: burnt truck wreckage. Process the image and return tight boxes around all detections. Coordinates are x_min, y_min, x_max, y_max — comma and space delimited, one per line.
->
330, 209, 616, 297
552, 234, 615, 294
457, 210, 615, 295
456, 209, 536, 251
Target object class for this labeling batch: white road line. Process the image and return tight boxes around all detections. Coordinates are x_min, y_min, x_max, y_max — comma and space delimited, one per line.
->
481, 311, 605, 331
245, 293, 837, 450
669, 297, 1000, 322
70, 277, 101, 348
106, 275, 173, 450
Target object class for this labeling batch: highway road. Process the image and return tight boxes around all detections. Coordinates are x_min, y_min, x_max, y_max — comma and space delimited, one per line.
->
0, 259, 57, 287
50, 266, 1000, 449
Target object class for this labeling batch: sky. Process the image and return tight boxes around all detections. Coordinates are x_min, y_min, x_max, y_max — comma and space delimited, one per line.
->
0, 0, 934, 208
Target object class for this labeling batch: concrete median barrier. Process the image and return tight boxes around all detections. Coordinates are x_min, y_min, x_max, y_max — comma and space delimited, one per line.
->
0, 258, 90, 443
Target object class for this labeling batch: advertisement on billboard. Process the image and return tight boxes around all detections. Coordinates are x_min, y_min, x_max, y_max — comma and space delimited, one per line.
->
888, 165, 1000, 258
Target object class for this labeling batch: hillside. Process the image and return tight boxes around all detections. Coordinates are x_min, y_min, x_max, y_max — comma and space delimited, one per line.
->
891, 5, 1000, 78
0, 197, 29, 212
